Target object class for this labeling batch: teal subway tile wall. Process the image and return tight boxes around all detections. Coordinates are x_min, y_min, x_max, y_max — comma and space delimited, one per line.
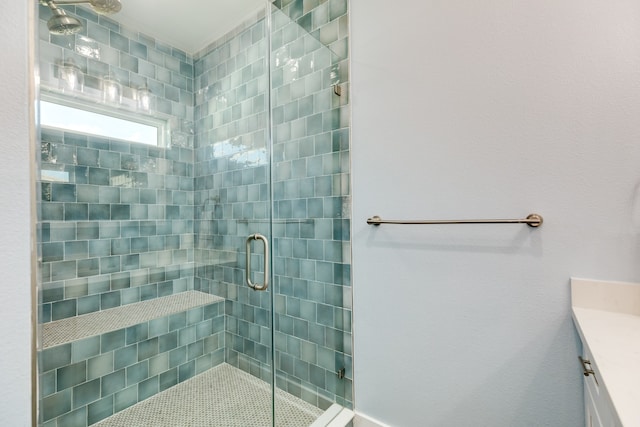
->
39, 299, 225, 426
38, 1, 195, 322
270, 2, 352, 408
37, 0, 350, 425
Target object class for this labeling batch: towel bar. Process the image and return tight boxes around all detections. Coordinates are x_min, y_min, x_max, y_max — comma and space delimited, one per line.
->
366, 213, 543, 228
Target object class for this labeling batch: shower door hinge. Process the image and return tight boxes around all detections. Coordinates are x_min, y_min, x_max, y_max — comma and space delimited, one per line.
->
337, 367, 345, 379
333, 84, 342, 96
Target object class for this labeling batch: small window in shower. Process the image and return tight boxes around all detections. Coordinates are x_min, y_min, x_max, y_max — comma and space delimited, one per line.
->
40, 99, 165, 147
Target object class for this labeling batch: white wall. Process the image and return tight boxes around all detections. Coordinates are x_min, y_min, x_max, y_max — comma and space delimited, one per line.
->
0, 2, 35, 426
351, 1, 640, 426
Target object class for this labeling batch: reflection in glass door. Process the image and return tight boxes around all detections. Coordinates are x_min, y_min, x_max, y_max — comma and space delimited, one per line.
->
268, 2, 352, 425
192, 8, 277, 425
35, 1, 351, 426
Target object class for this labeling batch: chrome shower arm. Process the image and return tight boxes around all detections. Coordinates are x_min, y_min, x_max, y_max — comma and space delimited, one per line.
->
40, 0, 88, 5
46, 0, 85, 3
40, 0, 121, 14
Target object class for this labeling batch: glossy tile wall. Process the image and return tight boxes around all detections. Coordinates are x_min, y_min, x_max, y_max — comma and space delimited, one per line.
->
37, 4, 205, 425
36, 1, 352, 424
38, 4, 196, 323
270, 2, 352, 409
39, 300, 225, 426
192, 10, 272, 384
192, 1, 352, 409
273, 0, 349, 61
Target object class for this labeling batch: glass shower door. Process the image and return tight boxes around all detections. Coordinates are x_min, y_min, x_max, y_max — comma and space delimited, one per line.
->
191, 6, 278, 426
35, 1, 350, 426
36, 3, 278, 426
268, 2, 352, 425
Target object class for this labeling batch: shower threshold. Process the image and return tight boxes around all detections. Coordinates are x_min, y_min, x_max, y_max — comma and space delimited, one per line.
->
93, 363, 323, 427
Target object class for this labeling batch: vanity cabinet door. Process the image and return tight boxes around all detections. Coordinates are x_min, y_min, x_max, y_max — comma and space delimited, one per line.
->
581, 347, 620, 427
584, 373, 603, 427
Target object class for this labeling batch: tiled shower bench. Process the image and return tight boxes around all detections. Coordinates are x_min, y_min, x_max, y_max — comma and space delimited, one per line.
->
38, 291, 225, 427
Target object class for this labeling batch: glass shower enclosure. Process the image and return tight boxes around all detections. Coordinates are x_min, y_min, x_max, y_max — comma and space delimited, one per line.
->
35, 1, 351, 426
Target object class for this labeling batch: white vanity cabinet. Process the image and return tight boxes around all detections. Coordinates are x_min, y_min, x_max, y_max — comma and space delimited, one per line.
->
571, 278, 640, 427
580, 345, 619, 427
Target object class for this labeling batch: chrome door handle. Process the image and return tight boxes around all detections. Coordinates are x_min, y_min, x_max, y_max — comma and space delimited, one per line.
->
245, 233, 269, 291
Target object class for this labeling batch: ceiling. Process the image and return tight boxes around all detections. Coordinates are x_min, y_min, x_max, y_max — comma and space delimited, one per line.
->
112, 0, 266, 54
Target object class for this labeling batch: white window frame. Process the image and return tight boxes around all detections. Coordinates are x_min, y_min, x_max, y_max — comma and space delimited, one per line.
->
39, 92, 169, 147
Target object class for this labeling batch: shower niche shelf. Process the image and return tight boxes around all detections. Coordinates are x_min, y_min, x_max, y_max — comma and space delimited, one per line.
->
195, 248, 238, 267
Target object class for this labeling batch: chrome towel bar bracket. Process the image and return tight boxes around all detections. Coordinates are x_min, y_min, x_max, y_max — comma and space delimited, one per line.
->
366, 213, 543, 228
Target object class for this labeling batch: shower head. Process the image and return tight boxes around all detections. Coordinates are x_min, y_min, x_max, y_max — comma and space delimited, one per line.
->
42, 0, 122, 35
45, 1, 83, 35
83, 0, 122, 15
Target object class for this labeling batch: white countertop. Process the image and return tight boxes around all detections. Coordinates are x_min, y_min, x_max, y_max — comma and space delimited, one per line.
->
571, 278, 640, 427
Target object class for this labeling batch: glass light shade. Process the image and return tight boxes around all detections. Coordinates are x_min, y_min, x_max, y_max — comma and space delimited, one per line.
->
101, 75, 122, 104
59, 62, 84, 93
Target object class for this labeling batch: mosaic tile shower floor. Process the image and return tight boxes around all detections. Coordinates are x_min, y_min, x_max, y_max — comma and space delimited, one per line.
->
93, 363, 323, 427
